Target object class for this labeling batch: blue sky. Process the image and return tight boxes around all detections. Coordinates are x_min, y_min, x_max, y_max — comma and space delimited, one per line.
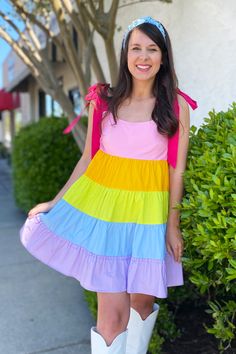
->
0, 0, 23, 88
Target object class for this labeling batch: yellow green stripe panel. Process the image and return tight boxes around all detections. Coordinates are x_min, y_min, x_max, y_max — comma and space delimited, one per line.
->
63, 175, 169, 225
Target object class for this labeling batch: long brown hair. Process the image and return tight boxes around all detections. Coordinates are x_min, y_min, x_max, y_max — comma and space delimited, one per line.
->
101, 22, 179, 137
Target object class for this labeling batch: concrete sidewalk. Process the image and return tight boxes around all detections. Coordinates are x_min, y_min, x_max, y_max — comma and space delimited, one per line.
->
0, 159, 94, 354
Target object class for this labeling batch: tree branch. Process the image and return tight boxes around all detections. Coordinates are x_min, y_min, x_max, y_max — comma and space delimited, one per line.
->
0, 10, 22, 38
87, 0, 97, 15
107, 0, 119, 40
4, 7, 42, 58
61, 0, 87, 41
51, 0, 87, 94
98, 0, 104, 12
0, 10, 42, 63
1, 2, 87, 150
78, 1, 103, 34
109, 0, 119, 22
0, 28, 39, 77
11, 0, 69, 63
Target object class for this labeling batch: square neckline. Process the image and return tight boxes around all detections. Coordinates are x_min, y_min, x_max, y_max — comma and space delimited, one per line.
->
118, 118, 154, 124
108, 112, 155, 124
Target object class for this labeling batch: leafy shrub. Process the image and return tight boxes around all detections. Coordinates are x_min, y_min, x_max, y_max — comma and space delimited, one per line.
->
12, 117, 81, 212
178, 103, 236, 352
206, 300, 236, 352
84, 290, 98, 320
149, 300, 181, 353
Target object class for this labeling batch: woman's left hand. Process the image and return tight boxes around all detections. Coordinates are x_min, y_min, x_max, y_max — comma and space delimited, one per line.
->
166, 224, 184, 263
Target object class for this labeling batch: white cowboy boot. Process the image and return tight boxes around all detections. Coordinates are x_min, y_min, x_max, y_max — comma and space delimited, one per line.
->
126, 303, 160, 354
91, 326, 128, 354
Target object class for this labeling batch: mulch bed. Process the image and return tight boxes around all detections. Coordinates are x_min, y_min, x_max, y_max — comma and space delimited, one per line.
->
161, 303, 236, 354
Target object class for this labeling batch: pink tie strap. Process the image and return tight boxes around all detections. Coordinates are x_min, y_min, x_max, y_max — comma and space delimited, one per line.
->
176, 88, 198, 110
63, 83, 109, 135
63, 106, 88, 134
168, 88, 198, 168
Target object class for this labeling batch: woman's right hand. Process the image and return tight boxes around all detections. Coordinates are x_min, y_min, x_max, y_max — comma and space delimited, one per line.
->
28, 200, 55, 219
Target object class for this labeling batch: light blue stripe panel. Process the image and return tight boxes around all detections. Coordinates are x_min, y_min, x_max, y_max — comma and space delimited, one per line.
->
40, 199, 167, 260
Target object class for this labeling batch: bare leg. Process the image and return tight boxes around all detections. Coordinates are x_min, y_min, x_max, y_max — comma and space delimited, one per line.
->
96, 292, 130, 346
130, 293, 155, 319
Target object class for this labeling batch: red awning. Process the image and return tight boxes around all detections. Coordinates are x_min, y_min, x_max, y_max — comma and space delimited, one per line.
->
0, 89, 20, 111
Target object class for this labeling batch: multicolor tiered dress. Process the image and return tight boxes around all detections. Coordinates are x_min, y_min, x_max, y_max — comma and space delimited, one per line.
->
20, 108, 184, 298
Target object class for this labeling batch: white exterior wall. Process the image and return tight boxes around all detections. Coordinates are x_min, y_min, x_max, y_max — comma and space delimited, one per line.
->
20, 93, 31, 124
2, 0, 236, 131
95, 0, 236, 128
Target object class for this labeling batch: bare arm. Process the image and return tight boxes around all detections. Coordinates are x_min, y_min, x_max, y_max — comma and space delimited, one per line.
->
28, 101, 95, 217
166, 94, 190, 261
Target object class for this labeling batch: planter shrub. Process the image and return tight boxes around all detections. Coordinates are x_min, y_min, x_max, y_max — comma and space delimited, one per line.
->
178, 103, 236, 352
12, 117, 81, 213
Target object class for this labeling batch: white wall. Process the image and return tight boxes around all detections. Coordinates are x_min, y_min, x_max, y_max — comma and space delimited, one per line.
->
99, 0, 236, 128
3, 0, 235, 131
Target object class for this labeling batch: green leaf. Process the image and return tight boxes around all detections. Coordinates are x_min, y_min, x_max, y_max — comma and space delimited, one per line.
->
228, 259, 236, 268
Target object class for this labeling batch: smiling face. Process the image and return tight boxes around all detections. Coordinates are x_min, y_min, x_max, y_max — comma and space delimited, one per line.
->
127, 28, 162, 84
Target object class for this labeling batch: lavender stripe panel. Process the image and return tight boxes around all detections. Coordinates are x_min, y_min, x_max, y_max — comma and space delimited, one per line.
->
40, 199, 167, 260
19, 215, 183, 298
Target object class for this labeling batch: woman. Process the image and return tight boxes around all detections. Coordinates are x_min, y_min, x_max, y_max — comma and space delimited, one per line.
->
21, 16, 197, 354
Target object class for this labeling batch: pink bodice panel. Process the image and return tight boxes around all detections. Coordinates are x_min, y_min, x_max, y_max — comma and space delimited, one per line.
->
63, 83, 198, 168
100, 112, 168, 160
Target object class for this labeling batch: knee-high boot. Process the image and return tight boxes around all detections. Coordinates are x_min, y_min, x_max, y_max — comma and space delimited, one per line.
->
126, 303, 160, 354
91, 326, 128, 354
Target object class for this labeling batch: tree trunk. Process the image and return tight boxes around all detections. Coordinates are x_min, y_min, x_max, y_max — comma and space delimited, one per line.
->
104, 38, 118, 86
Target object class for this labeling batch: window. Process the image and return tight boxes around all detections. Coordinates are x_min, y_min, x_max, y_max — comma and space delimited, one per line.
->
72, 27, 78, 51
38, 90, 46, 117
38, 90, 63, 118
69, 88, 82, 115
52, 42, 57, 62
46, 95, 63, 117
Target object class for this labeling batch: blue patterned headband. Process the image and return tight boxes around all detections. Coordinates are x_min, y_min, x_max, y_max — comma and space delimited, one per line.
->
122, 16, 166, 49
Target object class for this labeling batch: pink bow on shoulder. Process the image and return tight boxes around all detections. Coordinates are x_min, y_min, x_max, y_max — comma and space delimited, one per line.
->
63, 83, 109, 134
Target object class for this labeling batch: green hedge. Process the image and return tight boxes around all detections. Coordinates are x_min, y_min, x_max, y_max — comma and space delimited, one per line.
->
179, 103, 236, 352
12, 117, 81, 212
